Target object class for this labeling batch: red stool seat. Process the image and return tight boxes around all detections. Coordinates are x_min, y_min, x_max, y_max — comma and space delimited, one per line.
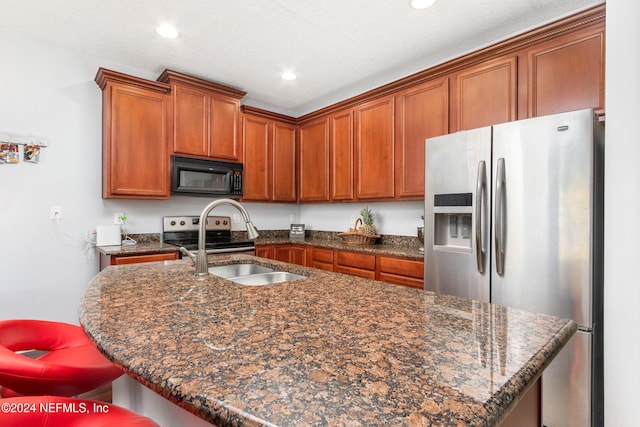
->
0, 319, 123, 397
0, 396, 159, 426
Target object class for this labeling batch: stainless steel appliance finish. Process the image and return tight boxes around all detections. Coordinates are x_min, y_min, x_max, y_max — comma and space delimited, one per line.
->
162, 215, 255, 255
424, 108, 604, 427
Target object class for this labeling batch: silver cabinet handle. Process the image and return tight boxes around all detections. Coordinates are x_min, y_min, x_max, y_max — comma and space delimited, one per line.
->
495, 158, 506, 276
475, 160, 486, 273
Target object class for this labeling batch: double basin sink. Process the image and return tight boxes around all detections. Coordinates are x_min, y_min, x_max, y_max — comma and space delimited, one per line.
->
207, 263, 307, 286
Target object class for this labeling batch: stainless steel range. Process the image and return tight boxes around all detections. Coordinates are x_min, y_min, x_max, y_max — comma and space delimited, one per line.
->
162, 215, 255, 255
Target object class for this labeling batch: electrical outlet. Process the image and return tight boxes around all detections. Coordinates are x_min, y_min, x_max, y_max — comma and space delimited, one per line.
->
114, 212, 124, 225
50, 206, 63, 220
232, 214, 242, 224
289, 213, 296, 223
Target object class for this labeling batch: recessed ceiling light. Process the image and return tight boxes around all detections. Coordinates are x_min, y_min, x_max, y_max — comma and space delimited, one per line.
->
157, 24, 179, 39
281, 71, 297, 81
410, 0, 436, 9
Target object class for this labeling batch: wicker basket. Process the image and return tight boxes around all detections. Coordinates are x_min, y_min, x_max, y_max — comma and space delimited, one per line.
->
338, 218, 380, 245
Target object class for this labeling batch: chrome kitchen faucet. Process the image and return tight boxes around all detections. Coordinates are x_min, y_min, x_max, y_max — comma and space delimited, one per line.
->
194, 199, 259, 277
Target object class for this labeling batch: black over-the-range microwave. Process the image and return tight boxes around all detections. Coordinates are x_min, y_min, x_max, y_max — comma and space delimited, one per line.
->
171, 155, 243, 197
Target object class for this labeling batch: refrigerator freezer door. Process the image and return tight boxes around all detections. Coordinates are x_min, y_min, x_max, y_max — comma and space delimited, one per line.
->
424, 127, 491, 302
542, 330, 592, 427
490, 109, 595, 326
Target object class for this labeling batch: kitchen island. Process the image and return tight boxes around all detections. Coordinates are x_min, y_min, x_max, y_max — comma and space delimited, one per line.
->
79, 255, 576, 426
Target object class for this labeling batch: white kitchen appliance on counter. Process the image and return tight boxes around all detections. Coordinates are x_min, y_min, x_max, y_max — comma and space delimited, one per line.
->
424, 108, 604, 427
96, 224, 122, 247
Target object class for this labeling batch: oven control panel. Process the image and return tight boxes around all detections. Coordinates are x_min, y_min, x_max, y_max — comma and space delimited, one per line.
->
162, 216, 231, 232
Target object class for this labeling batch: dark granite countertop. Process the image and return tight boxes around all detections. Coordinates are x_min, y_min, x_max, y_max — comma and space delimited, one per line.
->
79, 255, 575, 427
93, 230, 424, 260
254, 231, 424, 260
94, 234, 180, 256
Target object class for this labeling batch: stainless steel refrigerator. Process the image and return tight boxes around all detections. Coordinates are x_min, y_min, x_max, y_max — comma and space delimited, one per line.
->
424, 108, 603, 427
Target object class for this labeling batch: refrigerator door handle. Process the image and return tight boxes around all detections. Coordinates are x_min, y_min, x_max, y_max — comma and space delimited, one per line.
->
495, 157, 506, 276
475, 160, 486, 273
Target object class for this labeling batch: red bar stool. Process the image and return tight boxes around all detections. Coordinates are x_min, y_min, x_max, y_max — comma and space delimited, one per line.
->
0, 396, 159, 426
0, 319, 123, 397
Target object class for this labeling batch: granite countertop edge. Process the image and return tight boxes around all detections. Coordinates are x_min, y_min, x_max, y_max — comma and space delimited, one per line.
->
79, 256, 576, 427
94, 231, 425, 260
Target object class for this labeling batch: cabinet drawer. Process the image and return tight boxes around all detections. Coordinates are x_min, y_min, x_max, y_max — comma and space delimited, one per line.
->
312, 247, 334, 263
100, 251, 179, 270
336, 250, 375, 270
378, 273, 424, 289
112, 252, 179, 265
378, 256, 424, 279
336, 266, 376, 280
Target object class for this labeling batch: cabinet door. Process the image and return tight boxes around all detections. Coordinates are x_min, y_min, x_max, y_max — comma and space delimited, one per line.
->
104, 82, 170, 199
299, 118, 330, 202
255, 245, 272, 258
455, 56, 517, 130
272, 121, 297, 202
395, 78, 449, 199
528, 26, 605, 117
273, 245, 306, 265
242, 114, 271, 201
355, 96, 395, 199
210, 95, 242, 161
172, 84, 209, 157
330, 109, 354, 201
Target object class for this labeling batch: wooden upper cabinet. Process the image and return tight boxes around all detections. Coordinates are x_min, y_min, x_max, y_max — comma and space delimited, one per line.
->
95, 68, 171, 199
242, 107, 297, 202
242, 114, 271, 201
395, 78, 449, 199
158, 69, 245, 161
272, 121, 297, 202
171, 84, 208, 156
355, 96, 395, 200
527, 25, 605, 117
298, 118, 330, 202
455, 56, 517, 131
330, 109, 355, 201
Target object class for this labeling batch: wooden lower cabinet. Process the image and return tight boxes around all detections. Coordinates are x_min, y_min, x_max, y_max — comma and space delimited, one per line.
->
254, 246, 272, 258
273, 245, 306, 265
257, 244, 424, 287
256, 244, 306, 266
99, 251, 179, 271
335, 250, 376, 280
308, 247, 334, 271
377, 255, 424, 289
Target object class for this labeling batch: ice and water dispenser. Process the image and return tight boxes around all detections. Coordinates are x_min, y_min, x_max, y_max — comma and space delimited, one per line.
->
433, 193, 473, 251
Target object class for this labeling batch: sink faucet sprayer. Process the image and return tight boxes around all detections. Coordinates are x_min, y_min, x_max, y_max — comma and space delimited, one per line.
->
193, 199, 259, 277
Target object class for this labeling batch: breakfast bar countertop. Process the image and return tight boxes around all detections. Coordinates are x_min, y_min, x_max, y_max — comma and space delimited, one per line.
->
79, 255, 576, 426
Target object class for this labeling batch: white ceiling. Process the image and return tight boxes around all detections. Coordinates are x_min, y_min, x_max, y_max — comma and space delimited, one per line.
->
1, 0, 603, 117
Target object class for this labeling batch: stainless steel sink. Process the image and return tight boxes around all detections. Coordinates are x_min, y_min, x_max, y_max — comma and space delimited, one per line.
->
208, 263, 274, 278
229, 271, 307, 286
207, 263, 307, 286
